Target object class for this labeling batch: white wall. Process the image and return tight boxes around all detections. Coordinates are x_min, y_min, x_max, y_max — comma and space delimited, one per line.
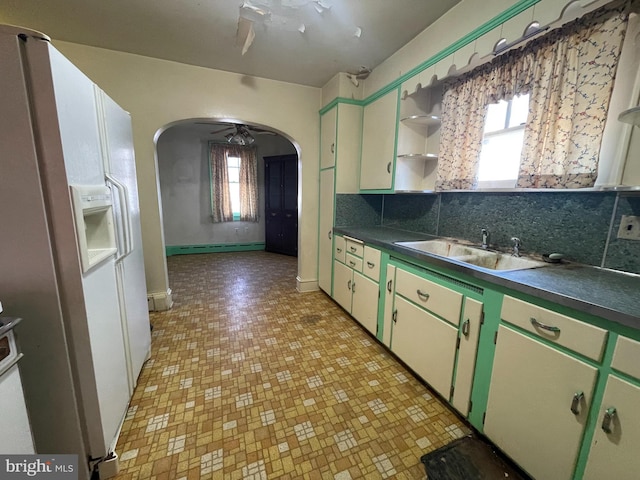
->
157, 127, 296, 246
53, 41, 321, 296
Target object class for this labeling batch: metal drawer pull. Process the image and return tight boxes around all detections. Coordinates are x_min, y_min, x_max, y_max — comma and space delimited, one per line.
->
387, 280, 392, 292
392, 309, 398, 323
416, 289, 430, 301
336, 247, 342, 253
602, 407, 617, 434
350, 246, 357, 252
349, 260, 356, 267
462, 319, 470, 337
347, 280, 352, 291
530, 317, 561, 333
570, 391, 584, 415
367, 261, 375, 268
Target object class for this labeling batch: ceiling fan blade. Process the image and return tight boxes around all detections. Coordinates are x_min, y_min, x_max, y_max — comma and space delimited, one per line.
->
210, 127, 234, 135
245, 125, 276, 135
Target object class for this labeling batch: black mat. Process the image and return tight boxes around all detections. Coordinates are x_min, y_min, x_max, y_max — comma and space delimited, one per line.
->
420, 435, 531, 480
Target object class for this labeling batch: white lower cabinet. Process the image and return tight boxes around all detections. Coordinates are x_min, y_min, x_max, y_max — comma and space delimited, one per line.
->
333, 259, 353, 312
392, 295, 458, 399
318, 168, 335, 294
583, 334, 640, 480
332, 257, 380, 336
451, 297, 483, 417
583, 375, 640, 480
484, 326, 598, 480
382, 264, 396, 347
352, 271, 379, 335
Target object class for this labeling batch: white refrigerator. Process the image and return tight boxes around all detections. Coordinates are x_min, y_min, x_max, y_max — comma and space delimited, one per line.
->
0, 24, 151, 479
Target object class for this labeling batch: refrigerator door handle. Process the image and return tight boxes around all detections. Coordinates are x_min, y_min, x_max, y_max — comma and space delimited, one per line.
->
106, 174, 133, 260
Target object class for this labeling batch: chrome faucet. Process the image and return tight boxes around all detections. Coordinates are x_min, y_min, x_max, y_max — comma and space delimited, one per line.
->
511, 237, 521, 257
481, 228, 489, 249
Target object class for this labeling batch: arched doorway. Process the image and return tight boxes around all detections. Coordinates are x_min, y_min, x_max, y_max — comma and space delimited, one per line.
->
155, 119, 299, 258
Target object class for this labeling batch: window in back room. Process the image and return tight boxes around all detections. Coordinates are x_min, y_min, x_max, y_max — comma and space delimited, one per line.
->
226, 155, 241, 220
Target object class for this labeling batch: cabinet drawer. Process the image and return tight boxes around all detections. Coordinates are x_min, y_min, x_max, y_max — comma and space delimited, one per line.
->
345, 254, 362, 272
612, 335, 640, 380
501, 296, 607, 361
345, 237, 364, 257
395, 268, 462, 326
362, 246, 381, 282
334, 236, 346, 263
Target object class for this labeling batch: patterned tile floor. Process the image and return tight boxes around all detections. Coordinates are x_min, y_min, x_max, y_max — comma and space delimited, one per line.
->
113, 251, 470, 479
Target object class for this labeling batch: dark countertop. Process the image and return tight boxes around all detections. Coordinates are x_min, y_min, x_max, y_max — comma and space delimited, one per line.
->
335, 226, 640, 331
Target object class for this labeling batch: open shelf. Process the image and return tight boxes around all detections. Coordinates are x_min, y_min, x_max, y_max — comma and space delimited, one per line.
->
619, 106, 640, 125
397, 153, 438, 160
400, 114, 441, 127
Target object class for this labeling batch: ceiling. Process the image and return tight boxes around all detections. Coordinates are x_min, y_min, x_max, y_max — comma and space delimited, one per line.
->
0, 0, 461, 87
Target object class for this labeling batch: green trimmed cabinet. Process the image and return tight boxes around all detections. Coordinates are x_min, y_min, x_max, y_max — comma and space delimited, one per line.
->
583, 335, 640, 480
484, 295, 607, 480
359, 89, 399, 191
385, 263, 482, 409
318, 102, 362, 295
318, 168, 335, 294
332, 237, 381, 335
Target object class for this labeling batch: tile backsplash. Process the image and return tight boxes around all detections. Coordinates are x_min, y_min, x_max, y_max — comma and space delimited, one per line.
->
335, 191, 640, 275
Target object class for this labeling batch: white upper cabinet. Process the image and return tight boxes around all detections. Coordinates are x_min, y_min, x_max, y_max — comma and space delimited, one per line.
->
320, 106, 337, 169
359, 89, 399, 191
335, 103, 362, 194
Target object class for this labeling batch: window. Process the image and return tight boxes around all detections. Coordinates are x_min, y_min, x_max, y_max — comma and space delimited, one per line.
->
209, 144, 259, 223
477, 94, 529, 189
436, 1, 627, 190
226, 156, 241, 219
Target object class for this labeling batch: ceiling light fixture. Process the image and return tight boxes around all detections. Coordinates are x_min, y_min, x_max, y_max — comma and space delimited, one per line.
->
225, 126, 256, 145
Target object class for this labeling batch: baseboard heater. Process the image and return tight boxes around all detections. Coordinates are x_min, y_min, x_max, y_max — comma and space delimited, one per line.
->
166, 243, 266, 256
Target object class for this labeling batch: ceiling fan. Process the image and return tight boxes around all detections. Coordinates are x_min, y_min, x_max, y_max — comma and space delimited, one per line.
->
199, 122, 276, 145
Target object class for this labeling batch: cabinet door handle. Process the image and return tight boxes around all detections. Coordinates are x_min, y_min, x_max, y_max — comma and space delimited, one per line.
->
331, 142, 335, 154
367, 261, 375, 268
530, 317, 561, 333
602, 407, 617, 434
570, 391, 584, 415
392, 309, 398, 323
347, 280, 352, 291
328, 230, 332, 239
387, 161, 392, 173
387, 280, 393, 292
416, 289, 430, 301
462, 319, 470, 337
352, 282, 356, 293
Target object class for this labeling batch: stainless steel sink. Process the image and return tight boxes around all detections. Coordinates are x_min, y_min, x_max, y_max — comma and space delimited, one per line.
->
394, 240, 548, 271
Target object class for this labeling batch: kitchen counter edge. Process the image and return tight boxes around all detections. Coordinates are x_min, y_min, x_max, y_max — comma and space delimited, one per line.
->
334, 226, 640, 331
